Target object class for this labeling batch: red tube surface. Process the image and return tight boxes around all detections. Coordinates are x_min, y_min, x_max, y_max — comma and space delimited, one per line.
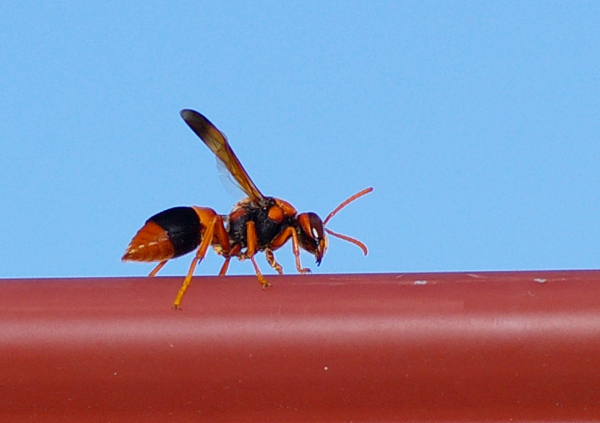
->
1, 271, 600, 422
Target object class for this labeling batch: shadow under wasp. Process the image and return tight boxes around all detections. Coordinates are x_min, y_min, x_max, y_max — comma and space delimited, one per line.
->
122, 109, 372, 308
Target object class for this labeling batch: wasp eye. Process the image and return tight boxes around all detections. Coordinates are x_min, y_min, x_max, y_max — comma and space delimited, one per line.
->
311, 227, 319, 239
309, 214, 324, 240
300, 212, 324, 240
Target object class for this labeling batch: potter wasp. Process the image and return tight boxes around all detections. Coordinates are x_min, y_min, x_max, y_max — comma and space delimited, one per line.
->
122, 109, 372, 308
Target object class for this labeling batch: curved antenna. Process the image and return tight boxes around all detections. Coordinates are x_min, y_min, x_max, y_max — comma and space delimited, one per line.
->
325, 228, 369, 256
323, 187, 373, 225
323, 187, 373, 256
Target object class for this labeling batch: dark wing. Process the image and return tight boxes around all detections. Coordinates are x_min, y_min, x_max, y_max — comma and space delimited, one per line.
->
180, 109, 264, 203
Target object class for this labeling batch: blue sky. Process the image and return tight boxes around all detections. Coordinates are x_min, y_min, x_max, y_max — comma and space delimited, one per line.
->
2, 2, 600, 279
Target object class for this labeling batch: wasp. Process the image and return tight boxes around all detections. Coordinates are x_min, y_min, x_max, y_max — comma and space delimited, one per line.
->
122, 109, 372, 308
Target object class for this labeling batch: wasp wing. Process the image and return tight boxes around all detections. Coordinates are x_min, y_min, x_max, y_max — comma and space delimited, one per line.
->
180, 109, 264, 203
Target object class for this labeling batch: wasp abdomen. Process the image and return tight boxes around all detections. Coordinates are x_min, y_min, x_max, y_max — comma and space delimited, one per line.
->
123, 207, 202, 262
151, 207, 203, 257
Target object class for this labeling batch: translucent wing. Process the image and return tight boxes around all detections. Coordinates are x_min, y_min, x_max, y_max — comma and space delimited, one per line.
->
180, 109, 264, 203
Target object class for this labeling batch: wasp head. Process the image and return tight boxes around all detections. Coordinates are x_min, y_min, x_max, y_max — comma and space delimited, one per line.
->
297, 212, 328, 265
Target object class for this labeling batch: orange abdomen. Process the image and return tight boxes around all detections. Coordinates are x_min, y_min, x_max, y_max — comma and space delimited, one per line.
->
122, 207, 202, 263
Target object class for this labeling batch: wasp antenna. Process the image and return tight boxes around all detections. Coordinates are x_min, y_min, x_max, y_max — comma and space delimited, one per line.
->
325, 228, 368, 256
323, 187, 373, 226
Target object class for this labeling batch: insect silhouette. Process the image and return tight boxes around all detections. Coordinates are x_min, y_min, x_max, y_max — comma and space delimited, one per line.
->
122, 109, 372, 308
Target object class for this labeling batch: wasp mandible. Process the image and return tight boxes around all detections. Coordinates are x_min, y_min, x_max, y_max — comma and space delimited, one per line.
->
122, 110, 372, 308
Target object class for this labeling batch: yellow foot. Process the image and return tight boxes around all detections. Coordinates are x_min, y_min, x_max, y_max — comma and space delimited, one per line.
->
257, 275, 272, 289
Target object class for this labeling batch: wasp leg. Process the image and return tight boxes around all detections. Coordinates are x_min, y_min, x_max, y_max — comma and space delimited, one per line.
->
270, 227, 311, 274
265, 249, 284, 275
250, 256, 270, 288
218, 244, 241, 277
172, 215, 220, 309
218, 257, 231, 276
148, 260, 168, 277
245, 221, 271, 288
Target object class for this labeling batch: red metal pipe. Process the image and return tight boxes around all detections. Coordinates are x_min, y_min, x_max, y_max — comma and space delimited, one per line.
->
1, 271, 600, 422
